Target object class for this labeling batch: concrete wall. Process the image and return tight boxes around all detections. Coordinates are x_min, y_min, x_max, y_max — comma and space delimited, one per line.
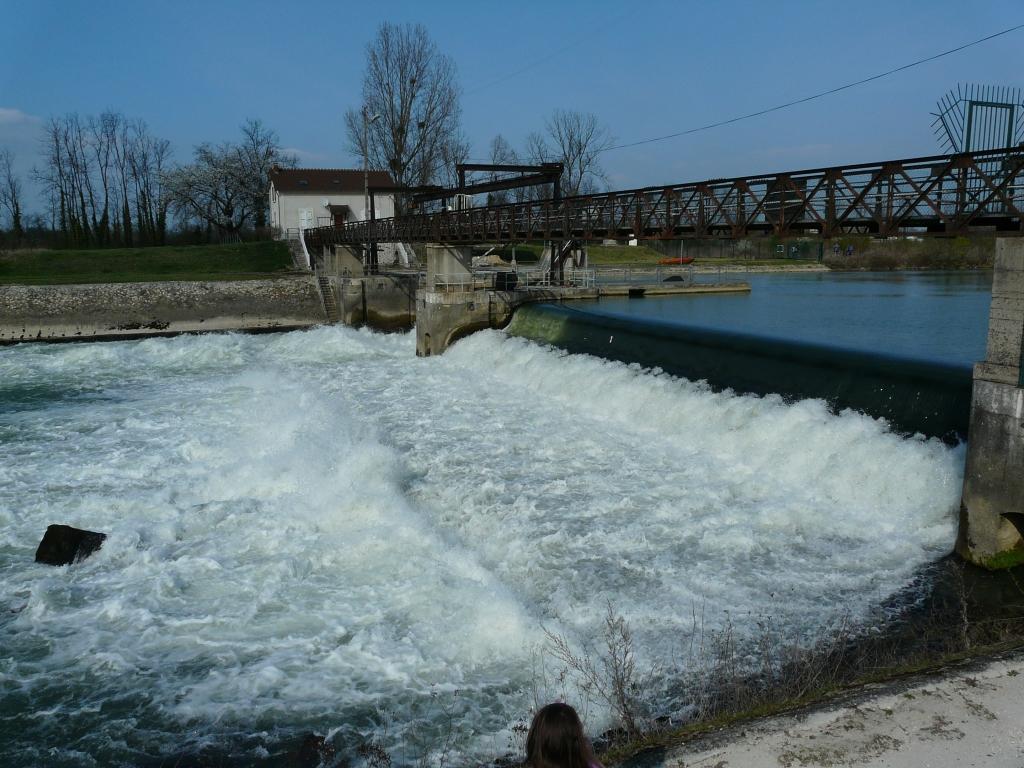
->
0, 277, 325, 344
270, 187, 396, 231
334, 275, 417, 331
958, 239, 1024, 569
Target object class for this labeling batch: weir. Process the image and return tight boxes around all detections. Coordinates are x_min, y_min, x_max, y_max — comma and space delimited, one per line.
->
507, 303, 973, 441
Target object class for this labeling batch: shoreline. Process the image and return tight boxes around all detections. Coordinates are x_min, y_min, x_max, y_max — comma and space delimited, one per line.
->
621, 645, 1024, 768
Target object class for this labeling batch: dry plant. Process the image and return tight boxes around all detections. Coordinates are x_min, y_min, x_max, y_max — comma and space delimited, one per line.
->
543, 602, 654, 742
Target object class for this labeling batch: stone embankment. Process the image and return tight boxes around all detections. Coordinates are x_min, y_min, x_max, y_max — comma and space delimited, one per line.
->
0, 277, 325, 344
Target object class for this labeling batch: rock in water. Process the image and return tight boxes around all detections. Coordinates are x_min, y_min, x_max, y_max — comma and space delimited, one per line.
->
34, 525, 106, 566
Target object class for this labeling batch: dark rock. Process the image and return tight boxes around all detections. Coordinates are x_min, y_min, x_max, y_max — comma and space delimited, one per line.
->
290, 733, 336, 767
34, 524, 106, 566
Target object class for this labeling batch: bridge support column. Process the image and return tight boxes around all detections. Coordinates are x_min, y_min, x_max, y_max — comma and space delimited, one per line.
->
416, 244, 509, 356
957, 238, 1024, 569
425, 244, 473, 288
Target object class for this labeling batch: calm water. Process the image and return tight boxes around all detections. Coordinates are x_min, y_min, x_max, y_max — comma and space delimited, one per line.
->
0, 323, 964, 766
586, 271, 993, 366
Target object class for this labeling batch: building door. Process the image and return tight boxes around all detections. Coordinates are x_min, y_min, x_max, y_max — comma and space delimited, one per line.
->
298, 208, 313, 231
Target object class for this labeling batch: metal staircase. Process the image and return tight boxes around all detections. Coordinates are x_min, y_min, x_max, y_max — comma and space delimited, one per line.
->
316, 274, 340, 324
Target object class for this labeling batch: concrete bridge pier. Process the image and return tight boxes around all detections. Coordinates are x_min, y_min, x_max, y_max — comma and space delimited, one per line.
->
417, 245, 505, 356
958, 238, 1024, 569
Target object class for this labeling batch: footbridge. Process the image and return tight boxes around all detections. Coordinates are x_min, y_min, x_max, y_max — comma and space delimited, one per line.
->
304, 147, 1024, 253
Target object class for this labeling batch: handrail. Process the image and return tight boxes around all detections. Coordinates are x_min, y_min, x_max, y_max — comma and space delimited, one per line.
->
298, 228, 313, 271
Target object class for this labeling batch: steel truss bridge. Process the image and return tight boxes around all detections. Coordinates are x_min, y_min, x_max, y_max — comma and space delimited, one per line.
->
304, 147, 1024, 253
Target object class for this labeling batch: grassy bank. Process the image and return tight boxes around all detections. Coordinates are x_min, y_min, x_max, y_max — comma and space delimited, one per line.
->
0, 241, 296, 285
823, 235, 995, 271
488, 236, 997, 271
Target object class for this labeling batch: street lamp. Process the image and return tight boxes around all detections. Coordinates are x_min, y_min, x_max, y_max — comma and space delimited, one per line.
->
362, 108, 381, 222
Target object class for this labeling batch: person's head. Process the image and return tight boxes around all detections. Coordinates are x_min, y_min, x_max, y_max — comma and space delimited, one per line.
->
525, 702, 595, 768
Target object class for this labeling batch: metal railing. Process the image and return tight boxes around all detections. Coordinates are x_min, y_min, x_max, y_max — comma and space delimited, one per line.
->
593, 265, 694, 284
430, 268, 596, 292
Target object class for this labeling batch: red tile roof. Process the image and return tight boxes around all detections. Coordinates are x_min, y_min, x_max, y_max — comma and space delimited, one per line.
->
270, 166, 397, 194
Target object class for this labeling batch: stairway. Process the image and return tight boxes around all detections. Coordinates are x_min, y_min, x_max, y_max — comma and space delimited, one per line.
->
316, 275, 341, 324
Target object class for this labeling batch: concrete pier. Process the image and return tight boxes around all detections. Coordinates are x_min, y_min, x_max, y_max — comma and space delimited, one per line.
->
320, 244, 417, 331
957, 238, 1024, 569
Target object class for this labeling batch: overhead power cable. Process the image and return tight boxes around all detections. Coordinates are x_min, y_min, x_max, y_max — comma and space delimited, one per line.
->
600, 23, 1024, 154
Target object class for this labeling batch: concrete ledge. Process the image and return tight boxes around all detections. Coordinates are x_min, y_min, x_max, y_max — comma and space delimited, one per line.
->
0, 277, 326, 344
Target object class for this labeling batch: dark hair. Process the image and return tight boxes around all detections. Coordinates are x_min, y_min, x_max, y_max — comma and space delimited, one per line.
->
525, 703, 597, 768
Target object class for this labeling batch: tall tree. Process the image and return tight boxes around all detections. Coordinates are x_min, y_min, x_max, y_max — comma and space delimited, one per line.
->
527, 110, 614, 197
0, 148, 24, 242
344, 22, 462, 207
237, 118, 295, 229
35, 112, 172, 247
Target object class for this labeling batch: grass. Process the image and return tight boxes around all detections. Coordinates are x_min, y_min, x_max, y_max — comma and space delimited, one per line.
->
0, 241, 297, 285
485, 242, 822, 268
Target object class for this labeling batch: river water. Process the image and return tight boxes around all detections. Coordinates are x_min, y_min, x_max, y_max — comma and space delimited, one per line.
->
0, 272, 978, 765
591, 270, 993, 366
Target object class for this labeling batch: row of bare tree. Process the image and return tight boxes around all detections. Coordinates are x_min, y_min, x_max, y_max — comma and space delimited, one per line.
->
33, 113, 172, 248
0, 116, 295, 249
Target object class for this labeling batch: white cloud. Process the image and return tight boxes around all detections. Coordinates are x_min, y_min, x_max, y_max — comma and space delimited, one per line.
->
0, 107, 42, 127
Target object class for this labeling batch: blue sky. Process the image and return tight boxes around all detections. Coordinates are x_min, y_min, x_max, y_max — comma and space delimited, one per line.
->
1, 0, 1021, 212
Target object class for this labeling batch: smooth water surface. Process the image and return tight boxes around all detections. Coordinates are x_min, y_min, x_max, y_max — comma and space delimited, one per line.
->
0, 327, 965, 765
587, 271, 992, 365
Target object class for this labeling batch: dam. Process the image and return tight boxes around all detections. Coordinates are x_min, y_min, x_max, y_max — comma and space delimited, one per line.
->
0, 267, 984, 765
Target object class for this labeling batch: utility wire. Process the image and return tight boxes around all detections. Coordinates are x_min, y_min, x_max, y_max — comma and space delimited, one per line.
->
601, 23, 1024, 154
464, 9, 632, 96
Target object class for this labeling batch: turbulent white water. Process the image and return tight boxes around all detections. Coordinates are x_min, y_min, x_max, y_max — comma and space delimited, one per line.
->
0, 327, 964, 765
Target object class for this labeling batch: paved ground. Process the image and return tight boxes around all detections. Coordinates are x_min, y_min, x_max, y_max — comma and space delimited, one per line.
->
629, 651, 1024, 768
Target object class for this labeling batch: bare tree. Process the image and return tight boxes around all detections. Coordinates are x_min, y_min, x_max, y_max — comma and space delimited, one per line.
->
438, 131, 470, 189
237, 118, 295, 228
486, 134, 520, 205
528, 110, 614, 197
344, 22, 462, 207
34, 112, 173, 247
129, 122, 172, 245
0, 148, 24, 242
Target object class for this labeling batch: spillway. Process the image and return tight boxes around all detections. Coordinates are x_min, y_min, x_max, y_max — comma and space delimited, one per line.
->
508, 303, 973, 441
0, 326, 964, 765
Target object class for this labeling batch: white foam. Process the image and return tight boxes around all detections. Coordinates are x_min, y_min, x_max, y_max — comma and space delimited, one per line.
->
0, 326, 963, 763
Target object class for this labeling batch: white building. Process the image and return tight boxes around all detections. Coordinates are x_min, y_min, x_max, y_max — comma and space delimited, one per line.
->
268, 166, 397, 235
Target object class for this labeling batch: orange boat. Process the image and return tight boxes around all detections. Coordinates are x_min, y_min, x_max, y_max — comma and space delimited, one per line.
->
658, 256, 695, 265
